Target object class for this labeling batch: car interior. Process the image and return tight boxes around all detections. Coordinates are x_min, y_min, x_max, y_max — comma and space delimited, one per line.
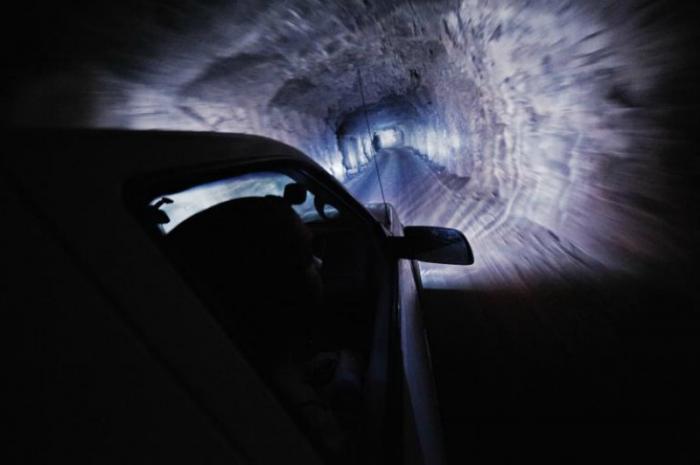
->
140, 169, 392, 464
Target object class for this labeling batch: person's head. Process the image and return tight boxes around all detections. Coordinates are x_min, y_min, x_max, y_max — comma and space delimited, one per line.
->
168, 196, 323, 356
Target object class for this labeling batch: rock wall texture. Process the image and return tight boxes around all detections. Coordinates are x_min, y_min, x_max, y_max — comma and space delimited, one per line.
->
6, 0, 699, 288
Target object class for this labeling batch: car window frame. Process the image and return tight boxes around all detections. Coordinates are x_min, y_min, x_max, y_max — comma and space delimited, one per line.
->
124, 158, 385, 240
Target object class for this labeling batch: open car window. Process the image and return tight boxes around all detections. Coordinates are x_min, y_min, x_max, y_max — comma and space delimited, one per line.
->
130, 162, 387, 464
150, 171, 339, 234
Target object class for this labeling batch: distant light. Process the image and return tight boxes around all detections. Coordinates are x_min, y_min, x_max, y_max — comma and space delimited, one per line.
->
450, 132, 461, 149
373, 128, 403, 149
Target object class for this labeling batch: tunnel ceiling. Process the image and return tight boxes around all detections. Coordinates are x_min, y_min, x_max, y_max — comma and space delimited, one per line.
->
6, 0, 700, 289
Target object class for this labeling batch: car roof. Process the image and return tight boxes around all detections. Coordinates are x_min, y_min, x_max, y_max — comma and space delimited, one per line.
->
3, 127, 381, 235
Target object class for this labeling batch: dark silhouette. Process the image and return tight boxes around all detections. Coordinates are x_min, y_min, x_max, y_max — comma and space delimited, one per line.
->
167, 195, 363, 463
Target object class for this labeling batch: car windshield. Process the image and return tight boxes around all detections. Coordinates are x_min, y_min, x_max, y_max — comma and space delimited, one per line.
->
150, 171, 337, 234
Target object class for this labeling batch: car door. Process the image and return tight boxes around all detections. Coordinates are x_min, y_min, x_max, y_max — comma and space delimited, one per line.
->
377, 204, 447, 465
397, 257, 447, 465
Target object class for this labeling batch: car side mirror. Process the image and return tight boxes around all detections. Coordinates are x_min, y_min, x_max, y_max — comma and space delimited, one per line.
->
391, 226, 474, 265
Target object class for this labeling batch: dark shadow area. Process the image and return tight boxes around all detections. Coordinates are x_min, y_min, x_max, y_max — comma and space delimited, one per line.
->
422, 275, 699, 463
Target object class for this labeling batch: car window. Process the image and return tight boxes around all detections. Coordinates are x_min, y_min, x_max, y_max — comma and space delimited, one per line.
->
131, 164, 384, 464
150, 171, 338, 234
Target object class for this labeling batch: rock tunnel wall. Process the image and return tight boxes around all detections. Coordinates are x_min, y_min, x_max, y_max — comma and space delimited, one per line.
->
7, 0, 699, 287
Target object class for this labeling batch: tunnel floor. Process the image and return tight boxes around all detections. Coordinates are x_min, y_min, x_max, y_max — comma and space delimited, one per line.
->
347, 148, 699, 464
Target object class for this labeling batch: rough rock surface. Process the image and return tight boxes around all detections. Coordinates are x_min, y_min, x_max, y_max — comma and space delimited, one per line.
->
6, 0, 699, 291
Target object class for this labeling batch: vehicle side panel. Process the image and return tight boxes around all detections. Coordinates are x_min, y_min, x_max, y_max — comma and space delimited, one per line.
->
398, 257, 446, 465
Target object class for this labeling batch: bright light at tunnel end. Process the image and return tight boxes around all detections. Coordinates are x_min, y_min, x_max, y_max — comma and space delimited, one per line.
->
373, 128, 402, 150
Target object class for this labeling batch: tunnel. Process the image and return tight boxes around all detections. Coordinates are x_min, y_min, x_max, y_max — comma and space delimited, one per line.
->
5, 0, 700, 463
